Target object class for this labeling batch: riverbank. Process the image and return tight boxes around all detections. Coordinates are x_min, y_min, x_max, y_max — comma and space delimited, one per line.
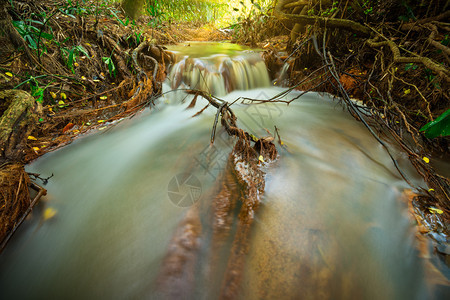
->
0, 0, 448, 286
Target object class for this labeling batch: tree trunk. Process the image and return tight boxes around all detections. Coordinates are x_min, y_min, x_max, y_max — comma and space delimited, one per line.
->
121, 0, 147, 20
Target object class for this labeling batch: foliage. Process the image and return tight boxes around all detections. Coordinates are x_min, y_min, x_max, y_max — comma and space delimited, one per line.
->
12, 18, 54, 53
61, 45, 90, 73
102, 56, 116, 78
420, 110, 450, 139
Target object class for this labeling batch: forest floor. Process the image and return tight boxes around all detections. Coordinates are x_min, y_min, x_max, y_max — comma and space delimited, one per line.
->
0, 0, 449, 285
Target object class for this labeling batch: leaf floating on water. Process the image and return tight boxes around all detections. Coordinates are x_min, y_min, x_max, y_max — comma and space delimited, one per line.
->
27, 136, 37, 140
428, 207, 443, 214
423, 157, 430, 163
43, 207, 57, 221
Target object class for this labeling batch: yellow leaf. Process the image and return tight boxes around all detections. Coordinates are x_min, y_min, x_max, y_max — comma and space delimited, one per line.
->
5, 72, 13, 77
73, 129, 80, 134
32, 147, 40, 152
429, 207, 443, 214
43, 207, 57, 221
58, 100, 65, 108
428, 188, 435, 192
85, 43, 91, 46
27, 136, 37, 140
99, 96, 107, 100
258, 155, 264, 163
60, 92, 67, 100
93, 79, 101, 82
98, 127, 106, 130
404, 89, 411, 95
50, 91, 57, 99
423, 157, 430, 163
74, 62, 79, 67
81, 76, 86, 80
97, 120, 105, 123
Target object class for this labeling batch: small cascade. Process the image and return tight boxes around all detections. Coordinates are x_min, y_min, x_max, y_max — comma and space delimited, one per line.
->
168, 52, 271, 96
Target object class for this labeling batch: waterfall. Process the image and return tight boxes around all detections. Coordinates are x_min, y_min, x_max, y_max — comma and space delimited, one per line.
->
168, 52, 271, 96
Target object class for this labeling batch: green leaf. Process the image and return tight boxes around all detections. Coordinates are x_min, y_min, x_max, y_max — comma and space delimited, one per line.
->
25, 35, 37, 49
40, 32, 54, 40
420, 109, 450, 138
75, 45, 90, 58
68, 49, 74, 72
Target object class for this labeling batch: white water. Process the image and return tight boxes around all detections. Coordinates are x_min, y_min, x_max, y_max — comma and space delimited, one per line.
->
0, 43, 437, 299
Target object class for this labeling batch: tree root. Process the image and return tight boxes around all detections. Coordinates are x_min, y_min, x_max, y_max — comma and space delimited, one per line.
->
366, 36, 450, 82
274, 11, 371, 36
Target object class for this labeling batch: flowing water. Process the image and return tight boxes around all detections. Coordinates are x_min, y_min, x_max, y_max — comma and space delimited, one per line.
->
0, 42, 440, 299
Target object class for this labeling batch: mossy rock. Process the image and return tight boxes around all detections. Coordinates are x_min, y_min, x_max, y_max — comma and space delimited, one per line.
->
0, 90, 41, 163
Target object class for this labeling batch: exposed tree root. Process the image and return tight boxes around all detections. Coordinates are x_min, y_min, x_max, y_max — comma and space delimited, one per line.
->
366, 36, 450, 82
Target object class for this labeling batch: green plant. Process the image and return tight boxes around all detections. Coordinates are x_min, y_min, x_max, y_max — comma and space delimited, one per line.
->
27, 77, 52, 104
12, 19, 54, 52
404, 63, 418, 71
61, 45, 90, 73
102, 56, 116, 77
420, 109, 450, 138
110, 9, 130, 26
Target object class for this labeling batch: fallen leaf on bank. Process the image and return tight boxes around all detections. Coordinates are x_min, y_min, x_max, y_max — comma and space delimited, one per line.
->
99, 95, 107, 100
428, 188, 435, 192
60, 92, 67, 100
50, 91, 57, 99
423, 157, 430, 163
62, 122, 74, 133
97, 120, 105, 123
27, 136, 37, 140
404, 89, 411, 95
32, 147, 40, 153
58, 100, 65, 108
5, 72, 13, 77
428, 207, 443, 214
258, 155, 264, 163
43, 207, 57, 221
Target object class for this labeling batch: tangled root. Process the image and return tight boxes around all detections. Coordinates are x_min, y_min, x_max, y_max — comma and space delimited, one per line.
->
0, 164, 30, 242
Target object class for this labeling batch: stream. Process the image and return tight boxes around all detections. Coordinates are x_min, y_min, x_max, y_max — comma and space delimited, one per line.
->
0, 42, 441, 299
